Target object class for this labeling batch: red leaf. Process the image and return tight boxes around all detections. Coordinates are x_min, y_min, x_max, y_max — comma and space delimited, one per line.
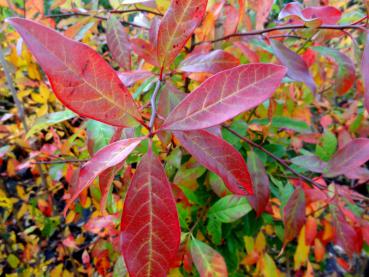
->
361, 32, 369, 113
106, 15, 131, 70
157, 81, 187, 119
118, 70, 154, 87
149, 17, 160, 49
305, 216, 318, 246
325, 138, 369, 177
302, 6, 341, 25
190, 237, 228, 276
246, 151, 269, 216
330, 203, 362, 257
248, 0, 273, 30
7, 17, 141, 127
121, 150, 180, 277
174, 129, 253, 195
157, 81, 187, 145
161, 64, 286, 131
157, 0, 208, 69
270, 39, 316, 92
283, 186, 306, 245
63, 137, 144, 215
223, 5, 239, 36
178, 50, 239, 74
278, 2, 341, 27
131, 38, 159, 67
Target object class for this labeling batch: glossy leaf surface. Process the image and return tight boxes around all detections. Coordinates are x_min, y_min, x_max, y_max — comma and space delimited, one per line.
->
190, 237, 228, 277
174, 129, 253, 195
7, 17, 141, 127
106, 15, 131, 70
178, 50, 239, 74
162, 64, 287, 131
283, 186, 306, 245
157, 0, 208, 69
208, 195, 252, 223
64, 137, 144, 215
121, 150, 180, 277
270, 39, 316, 92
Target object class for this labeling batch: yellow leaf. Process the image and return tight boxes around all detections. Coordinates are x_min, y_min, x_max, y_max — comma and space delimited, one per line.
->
255, 231, 266, 253
40, 84, 51, 99
294, 226, 310, 270
244, 236, 254, 254
50, 264, 63, 277
263, 253, 278, 277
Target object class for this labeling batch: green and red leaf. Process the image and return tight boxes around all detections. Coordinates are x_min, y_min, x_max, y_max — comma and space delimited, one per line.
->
64, 137, 144, 215
7, 17, 141, 128
106, 15, 131, 70
190, 237, 228, 276
157, 0, 208, 69
313, 46, 355, 95
325, 138, 369, 177
178, 50, 240, 74
161, 64, 287, 131
121, 149, 181, 277
246, 151, 270, 217
283, 186, 306, 246
174, 129, 253, 195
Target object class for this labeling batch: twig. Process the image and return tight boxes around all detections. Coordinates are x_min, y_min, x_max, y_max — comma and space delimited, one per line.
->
32, 159, 89, 164
0, 43, 47, 187
222, 125, 326, 190
45, 8, 162, 18
149, 80, 162, 131
194, 23, 366, 46
44, 11, 148, 29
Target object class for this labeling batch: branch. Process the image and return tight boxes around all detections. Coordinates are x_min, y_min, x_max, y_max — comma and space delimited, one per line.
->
44, 11, 148, 29
149, 80, 162, 131
0, 43, 47, 187
195, 23, 366, 46
46, 8, 162, 18
222, 125, 326, 190
32, 159, 89, 164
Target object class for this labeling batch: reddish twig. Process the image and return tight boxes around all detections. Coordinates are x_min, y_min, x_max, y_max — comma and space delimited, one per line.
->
195, 23, 366, 46
222, 125, 326, 190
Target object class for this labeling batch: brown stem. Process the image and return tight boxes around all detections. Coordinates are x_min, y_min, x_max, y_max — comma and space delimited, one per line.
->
46, 8, 162, 18
195, 23, 366, 46
44, 11, 148, 29
32, 159, 89, 164
222, 125, 326, 190
0, 43, 48, 188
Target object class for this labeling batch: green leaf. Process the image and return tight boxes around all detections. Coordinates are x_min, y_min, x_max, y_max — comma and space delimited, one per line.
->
208, 195, 252, 223
113, 256, 127, 277
85, 119, 115, 153
207, 217, 222, 245
26, 109, 76, 138
7, 254, 20, 269
316, 130, 337, 162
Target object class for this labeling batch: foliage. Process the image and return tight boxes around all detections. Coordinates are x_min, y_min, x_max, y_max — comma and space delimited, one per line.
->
1, 0, 369, 276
